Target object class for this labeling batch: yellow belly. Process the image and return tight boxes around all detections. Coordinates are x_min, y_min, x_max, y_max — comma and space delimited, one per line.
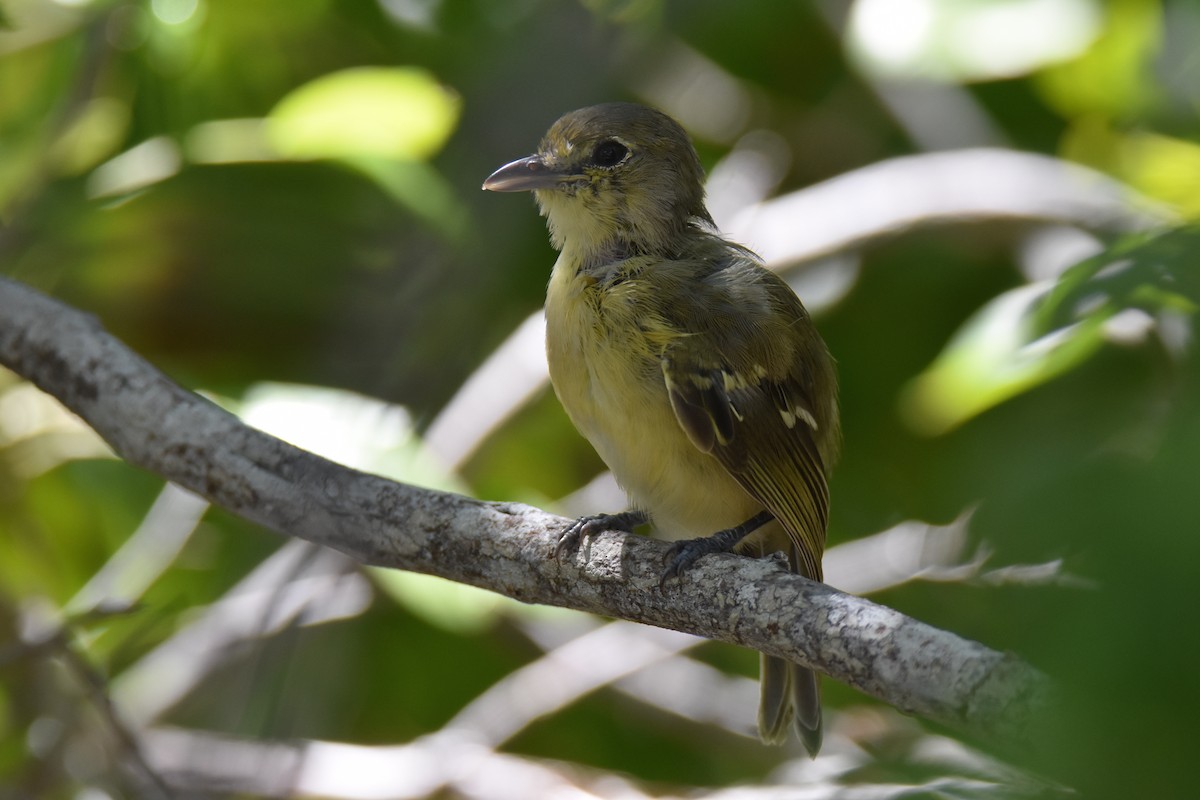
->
545, 256, 761, 541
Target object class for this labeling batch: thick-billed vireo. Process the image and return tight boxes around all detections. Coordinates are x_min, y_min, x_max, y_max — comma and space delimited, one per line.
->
484, 102, 839, 755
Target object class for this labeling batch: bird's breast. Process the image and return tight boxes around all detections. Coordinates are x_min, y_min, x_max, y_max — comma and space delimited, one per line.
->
544, 256, 759, 539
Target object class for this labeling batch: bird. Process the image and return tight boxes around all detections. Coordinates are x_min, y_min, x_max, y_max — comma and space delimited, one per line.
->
483, 102, 839, 755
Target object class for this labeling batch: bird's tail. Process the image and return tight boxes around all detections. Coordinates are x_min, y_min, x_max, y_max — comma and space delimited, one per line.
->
758, 654, 822, 756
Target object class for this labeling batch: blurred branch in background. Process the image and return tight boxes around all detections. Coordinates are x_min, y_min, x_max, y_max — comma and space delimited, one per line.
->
111, 540, 369, 728
726, 148, 1170, 265
140, 722, 1049, 800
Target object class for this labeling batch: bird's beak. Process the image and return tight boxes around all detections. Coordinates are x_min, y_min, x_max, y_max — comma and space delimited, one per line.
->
482, 154, 565, 192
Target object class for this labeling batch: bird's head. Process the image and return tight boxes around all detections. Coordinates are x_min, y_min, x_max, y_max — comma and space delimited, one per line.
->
483, 103, 713, 264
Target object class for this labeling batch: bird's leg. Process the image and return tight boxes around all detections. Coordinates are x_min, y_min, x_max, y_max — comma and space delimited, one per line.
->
660, 510, 774, 587
556, 509, 650, 561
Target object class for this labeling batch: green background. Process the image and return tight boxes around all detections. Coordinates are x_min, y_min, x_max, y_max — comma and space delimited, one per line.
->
2, 1, 1198, 797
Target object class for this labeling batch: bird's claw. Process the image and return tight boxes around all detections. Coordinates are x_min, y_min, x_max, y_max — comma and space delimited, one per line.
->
555, 515, 604, 561
658, 512, 773, 588
659, 538, 715, 589
555, 511, 644, 561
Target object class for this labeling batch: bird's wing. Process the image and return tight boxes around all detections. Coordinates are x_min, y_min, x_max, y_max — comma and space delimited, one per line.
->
659, 269, 830, 580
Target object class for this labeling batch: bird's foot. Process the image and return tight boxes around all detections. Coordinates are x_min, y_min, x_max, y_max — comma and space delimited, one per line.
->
555, 509, 649, 561
660, 510, 774, 588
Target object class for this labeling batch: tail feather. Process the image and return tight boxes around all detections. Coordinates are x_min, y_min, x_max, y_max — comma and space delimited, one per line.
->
758, 654, 822, 756
757, 653, 791, 744
792, 663, 822, 757
745, 530, 824, 754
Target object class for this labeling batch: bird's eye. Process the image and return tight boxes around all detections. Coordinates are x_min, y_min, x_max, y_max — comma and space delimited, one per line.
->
591, 139, 629, 168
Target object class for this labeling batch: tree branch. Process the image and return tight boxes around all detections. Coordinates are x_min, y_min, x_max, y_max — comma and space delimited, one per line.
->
0, 274, 1051, 745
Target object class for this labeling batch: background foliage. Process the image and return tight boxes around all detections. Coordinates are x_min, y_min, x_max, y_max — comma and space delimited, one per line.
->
2, 1, 1198, 798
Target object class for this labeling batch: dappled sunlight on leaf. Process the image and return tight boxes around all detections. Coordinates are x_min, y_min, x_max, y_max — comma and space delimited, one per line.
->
369, 568, 555, 635
903, 227, 1198, 434
1036, 0, 1162, 118
258, 67, 468, 233
266, 66, 461, 162
183, 117, 275, 163
0, 372, 113, 477
1063, 120, 1200, 219
1121, 133, 1200, 219
230, 382, 465, 493
49, 96, 130, 177
1037, 227, 1200, 329
901, 283, 1109, 435
848, 0, 1102, 82
87, 136, 183, 198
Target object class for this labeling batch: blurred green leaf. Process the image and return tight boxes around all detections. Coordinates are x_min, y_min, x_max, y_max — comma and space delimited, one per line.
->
1038, 226, 1200, 328
1037, 0, 1162, 118
1062, 121, 1200, 218
369, 568, 565, 635
267, 66, 461, 162
901, 282, 1106, 435
902, 227, 1198, 434
49, 97, 130, 178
